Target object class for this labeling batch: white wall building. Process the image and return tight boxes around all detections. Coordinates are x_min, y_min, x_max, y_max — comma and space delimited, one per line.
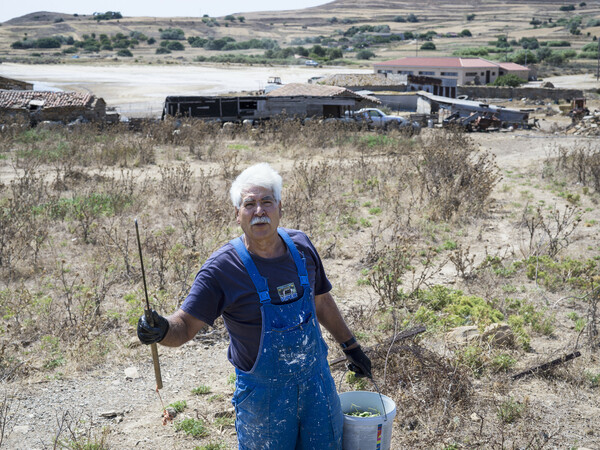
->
374, 57, 529, 86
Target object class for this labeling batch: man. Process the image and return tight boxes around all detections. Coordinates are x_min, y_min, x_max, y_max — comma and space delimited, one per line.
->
138, 162, 371, 449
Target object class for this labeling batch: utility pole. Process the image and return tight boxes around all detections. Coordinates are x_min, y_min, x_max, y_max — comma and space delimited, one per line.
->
415, 32, 418, 57
597, 37, 599, 81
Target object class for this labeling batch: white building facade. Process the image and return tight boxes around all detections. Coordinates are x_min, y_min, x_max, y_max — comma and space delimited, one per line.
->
374, 57, 529, 86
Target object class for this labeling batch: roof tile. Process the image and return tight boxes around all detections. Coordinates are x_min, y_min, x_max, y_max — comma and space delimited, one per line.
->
0, 91, 95, 109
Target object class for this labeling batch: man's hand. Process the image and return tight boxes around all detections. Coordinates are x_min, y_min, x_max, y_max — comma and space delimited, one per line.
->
344, 346, 372, 378
137, 310, 169, 345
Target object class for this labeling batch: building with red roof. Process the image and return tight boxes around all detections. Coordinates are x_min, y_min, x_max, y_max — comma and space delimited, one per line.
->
374, 57, 529, 87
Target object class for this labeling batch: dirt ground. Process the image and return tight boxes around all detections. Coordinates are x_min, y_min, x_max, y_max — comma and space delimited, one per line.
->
2, 124, 599, 450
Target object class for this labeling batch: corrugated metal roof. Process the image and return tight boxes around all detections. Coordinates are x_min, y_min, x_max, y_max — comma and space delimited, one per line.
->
374, 57, 500, 69
0, 91, 95, 109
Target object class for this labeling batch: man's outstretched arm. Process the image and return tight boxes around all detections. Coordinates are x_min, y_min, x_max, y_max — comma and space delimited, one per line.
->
138, 309, 207, 347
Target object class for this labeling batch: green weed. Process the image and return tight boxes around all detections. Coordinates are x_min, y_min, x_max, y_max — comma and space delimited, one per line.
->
443, 240, 457, 250
195, 442, 228, 450
213, 415, 235, 427
124, 293, 144, 327
41, 335, 65, 370
497, 397, 526, 424
414, 285, 504, 331
359, 218, 372, 227
227, 373, 236, 385
174, 418, 209, 437
455, 345, 485, 376
345, 371, 368, 390
167, 400, 187, 413
584, 371, 600, 387
525, 256, 598, 292
192, 385, 212, 395
491, 353, 516, 372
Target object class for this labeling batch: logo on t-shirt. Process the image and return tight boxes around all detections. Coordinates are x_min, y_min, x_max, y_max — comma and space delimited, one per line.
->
277, 282, 298, 302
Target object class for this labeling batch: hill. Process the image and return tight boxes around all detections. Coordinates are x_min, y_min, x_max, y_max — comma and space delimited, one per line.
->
0, 0, 599, 70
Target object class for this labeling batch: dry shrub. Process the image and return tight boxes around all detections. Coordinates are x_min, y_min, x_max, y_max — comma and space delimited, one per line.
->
371, 343, 472, 433
519, 204, 581, 258
159, 162, 193, 201
413, 129, 501, 221
548, 143, 600, 192
0, 169, 53, 275
284, 160, 336, 236
0, 114, 30, 152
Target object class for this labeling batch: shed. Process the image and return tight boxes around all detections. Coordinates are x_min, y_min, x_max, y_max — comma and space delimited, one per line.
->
0, 91, 107, 124
265, 83, 379, 118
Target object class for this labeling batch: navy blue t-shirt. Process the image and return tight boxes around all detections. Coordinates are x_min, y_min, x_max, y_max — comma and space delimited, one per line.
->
180, 228, 332, 371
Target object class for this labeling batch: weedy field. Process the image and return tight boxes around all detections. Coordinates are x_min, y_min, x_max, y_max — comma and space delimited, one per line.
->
1, 115, 600, 449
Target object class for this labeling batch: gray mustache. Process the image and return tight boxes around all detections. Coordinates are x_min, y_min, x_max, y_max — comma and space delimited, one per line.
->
251, 216, 271, 225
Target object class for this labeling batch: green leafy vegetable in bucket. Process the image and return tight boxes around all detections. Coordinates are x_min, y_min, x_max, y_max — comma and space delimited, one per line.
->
345, 404, 380, 417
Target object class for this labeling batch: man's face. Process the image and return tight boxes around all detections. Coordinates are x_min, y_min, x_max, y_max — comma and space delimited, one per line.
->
236, 186, 282, 243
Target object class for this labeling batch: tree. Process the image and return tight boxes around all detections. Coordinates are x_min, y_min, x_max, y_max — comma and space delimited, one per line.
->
356, 49, 375, 59
310, 45, 327, 57
420, 41, 436, 50
238, 16, 245, 23
160, 28, 185, 40
156, 47, 171, 54
225, 15, 236, 22
327, 48, 343, 59
519, 37, 539, 49
166, 41, 185, 51
117, 49, 133, 57
511, 50, 538, 65
491, 74, 526, 86
407, 13, 419, 23
187, 37, 207, 48
459, 29, 472, 37
93, 11, 122, 21
466, 13, 476, 21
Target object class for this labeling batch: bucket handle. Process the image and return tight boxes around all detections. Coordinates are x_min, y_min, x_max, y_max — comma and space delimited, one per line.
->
339, 368, 389, 422
370, 377, 388, 422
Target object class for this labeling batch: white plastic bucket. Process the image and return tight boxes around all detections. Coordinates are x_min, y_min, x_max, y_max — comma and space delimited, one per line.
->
339, 391, 396, 450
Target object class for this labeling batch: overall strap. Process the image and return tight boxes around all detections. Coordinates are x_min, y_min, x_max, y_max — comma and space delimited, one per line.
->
277, 228, 310, 288
230, 237, 272, 304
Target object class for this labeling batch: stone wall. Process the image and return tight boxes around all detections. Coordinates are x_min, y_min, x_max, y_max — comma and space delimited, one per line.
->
457, 86, 583, 101
0, 76, 33, 91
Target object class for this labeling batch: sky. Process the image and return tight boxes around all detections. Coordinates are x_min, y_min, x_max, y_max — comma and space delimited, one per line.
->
0, 0, 332, 23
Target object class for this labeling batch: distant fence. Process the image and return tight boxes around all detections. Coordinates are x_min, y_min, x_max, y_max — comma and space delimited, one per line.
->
457, 86, 584, 101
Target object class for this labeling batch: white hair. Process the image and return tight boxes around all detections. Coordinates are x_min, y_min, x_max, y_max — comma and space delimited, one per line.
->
229, 163, 283, 208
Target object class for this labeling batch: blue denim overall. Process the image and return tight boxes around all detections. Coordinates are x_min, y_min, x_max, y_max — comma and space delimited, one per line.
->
230, 228, 343, 450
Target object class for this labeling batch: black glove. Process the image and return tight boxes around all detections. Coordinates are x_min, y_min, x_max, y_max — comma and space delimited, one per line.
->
137, 310, 169, 345
344, 345, 372, 378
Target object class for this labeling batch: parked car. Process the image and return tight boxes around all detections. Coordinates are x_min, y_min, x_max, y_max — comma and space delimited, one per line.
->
349, 108, 421, 133
304, 59, 320, 67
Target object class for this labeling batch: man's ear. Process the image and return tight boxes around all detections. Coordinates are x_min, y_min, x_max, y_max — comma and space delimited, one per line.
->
278, 202, 283, 218
235, 208, 240, 224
